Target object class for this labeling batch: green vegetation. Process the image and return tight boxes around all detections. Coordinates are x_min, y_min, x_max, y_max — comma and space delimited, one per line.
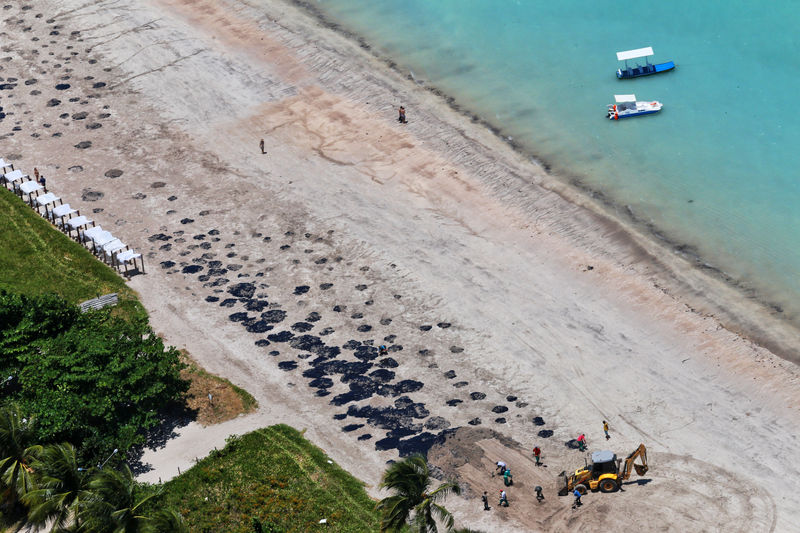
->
0, 187, 143, 319
146, 425, 381, 533
0, 291, 189, 464
0, 406, 186, 532
377, 454, 461, 533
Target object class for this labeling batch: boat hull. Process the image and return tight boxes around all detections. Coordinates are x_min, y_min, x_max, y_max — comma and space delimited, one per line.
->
607, 101, 663, 120
616, 61, 675, 79
613, 109, 660, 119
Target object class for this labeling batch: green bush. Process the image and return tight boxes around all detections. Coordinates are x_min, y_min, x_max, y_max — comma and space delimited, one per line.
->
0, 290, 189, 464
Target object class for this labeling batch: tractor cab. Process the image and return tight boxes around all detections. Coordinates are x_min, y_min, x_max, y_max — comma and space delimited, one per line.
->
590, 450, 618, 477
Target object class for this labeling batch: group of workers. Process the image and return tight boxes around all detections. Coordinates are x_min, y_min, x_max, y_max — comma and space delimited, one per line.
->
488, 451, 545, 510
485, 422, 611, 510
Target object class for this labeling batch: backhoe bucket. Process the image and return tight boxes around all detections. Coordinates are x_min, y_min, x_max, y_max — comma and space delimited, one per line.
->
557, 471, 569, 496
634, 464, 648, 476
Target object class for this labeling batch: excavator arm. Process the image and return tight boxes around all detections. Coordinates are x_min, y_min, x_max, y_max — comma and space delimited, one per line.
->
620, 444, 648, 480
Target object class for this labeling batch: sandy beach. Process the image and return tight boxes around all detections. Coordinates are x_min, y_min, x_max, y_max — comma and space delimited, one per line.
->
2, 0, 800, 531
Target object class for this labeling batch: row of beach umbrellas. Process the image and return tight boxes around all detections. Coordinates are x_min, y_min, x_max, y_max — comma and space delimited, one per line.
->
0, 158, 144, 276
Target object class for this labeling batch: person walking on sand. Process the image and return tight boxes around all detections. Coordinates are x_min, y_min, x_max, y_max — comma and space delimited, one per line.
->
499, 489, 508, 507
495, 461, 507, 475
398, 105, 407, 124
535, 485, 545, 502
603, 420, 610, 440
532, 445, 542, 466
482, 491, 490, 511
573, 488, 582, 508
259, 138, 265, 154
577, 433, 587, 451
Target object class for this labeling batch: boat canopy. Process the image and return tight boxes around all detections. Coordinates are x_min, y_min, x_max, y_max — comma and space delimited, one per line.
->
616, 47, 654, 61
614, 94, 636, 103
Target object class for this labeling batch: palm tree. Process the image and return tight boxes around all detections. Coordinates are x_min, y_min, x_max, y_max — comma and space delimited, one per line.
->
79, 463, 160, 533
23, 442, 89, 532
144, 508, 188, 533
0, 403, 42, 507
376, 454, 461, 533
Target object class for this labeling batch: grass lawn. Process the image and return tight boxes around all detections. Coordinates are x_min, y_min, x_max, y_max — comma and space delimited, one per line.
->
0, 186, 143, 317
147, 425, 381, 533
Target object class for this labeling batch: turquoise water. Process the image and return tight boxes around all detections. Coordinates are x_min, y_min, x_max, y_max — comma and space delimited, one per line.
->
314, 0, 800, 316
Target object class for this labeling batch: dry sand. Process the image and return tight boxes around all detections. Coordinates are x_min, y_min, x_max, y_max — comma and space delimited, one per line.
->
2, 0, 799, 531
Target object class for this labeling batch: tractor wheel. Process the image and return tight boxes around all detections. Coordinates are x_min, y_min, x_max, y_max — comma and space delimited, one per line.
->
574, 484, 588, 495
599, 478, 619, 493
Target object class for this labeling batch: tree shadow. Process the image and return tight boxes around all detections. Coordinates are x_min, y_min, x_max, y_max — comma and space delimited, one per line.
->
128, 401, 198, 475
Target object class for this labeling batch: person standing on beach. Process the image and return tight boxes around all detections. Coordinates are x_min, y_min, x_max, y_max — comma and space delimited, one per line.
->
34, 167, 45, 190
577, 433, 586, 451
482, 491, 490, 511
603, 420, 610, 440
398, 106, 407, 124
532, 445, 542, 466
535, 485, 544, 502
259, 138, 265, 154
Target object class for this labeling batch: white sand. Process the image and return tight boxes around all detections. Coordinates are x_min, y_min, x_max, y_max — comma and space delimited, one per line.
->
3, 0, 799, 531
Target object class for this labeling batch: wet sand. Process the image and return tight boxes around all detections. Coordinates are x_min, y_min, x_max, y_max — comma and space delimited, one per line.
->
2, 0, 799, 531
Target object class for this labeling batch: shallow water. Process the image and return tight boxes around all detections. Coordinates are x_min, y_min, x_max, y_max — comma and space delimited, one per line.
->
314, 0, 800, 317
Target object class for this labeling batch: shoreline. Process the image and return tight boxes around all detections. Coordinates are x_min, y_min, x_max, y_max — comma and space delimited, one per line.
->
4, 0, 800, 530
289, 0, 800, 364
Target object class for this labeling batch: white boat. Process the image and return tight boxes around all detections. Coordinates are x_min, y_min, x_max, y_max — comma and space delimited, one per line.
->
607, 94, 662, 120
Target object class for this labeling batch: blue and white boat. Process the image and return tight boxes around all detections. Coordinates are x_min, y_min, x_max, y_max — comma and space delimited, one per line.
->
607, 94, 662, 120
616, 47, 675, 79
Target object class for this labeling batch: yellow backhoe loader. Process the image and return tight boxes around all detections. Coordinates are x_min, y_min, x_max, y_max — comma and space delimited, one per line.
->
558, 443, 648, 495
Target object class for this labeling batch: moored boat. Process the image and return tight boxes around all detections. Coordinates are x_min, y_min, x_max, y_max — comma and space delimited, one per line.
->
616, 47, 675, 79
607, 94, 662, 120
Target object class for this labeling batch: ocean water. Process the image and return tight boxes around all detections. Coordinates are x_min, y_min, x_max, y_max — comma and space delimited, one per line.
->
314, 0, 800, 317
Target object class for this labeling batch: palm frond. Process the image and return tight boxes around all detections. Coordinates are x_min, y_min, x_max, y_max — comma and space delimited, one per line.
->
412, 504, 436, 533
24, 442, 89, 529
431, 503, 455, 531
428, 481, 461, 502
144, 508, 188, 533
377, 494, 412, 532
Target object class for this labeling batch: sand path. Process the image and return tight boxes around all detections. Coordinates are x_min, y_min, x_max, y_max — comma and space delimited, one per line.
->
1, 1, 798, 531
